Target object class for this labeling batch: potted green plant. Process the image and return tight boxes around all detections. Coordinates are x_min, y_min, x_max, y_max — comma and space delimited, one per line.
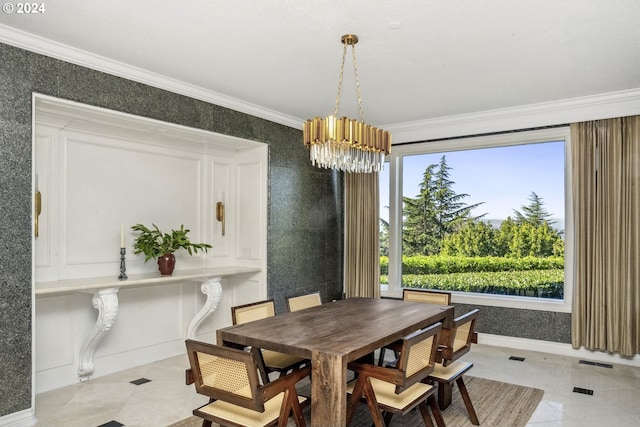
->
131, 223, 212, 275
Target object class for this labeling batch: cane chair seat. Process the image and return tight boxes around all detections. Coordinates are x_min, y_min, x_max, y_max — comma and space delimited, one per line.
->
429, 359, 473, 383
261, 349, 307, 370
186, 339, 310, 427
195, 392, 308, 427
346, 377, 437, 414
285, 292, 322, 312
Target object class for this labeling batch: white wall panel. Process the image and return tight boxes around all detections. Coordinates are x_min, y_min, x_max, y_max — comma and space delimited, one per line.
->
95, 285, 184, 356
60, 131, 205, 278
232, 279, 264, 307
34, 126, 60, 282
35, 296, 74, 370
33, 97, 267, 393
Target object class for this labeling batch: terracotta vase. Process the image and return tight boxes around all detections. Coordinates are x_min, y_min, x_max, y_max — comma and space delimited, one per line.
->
157, 253, 176, 276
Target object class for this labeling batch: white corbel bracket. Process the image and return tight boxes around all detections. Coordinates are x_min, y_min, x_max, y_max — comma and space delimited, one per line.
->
187, 276, 223, 339
78, 287, 119, 381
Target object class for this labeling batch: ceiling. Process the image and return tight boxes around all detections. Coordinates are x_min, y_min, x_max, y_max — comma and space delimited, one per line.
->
2, 0, 640, 135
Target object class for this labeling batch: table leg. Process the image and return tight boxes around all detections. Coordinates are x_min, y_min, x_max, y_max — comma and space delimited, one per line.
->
311, 350, 348, 427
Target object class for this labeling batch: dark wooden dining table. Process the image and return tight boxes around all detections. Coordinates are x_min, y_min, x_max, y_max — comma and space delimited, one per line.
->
216, 296, 454, 427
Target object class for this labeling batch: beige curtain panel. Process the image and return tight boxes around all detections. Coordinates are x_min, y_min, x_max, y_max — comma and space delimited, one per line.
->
344, 172, 381, 299
571, 116, 640, 357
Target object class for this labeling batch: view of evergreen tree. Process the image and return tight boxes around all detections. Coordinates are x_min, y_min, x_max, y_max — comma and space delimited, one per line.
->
402, 164, 440, 255
432, 156, 486, 242
512, 191, 557, 227
402, 156, 484, 255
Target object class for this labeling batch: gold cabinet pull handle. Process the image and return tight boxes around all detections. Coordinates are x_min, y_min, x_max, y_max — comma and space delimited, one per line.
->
34, 190, 42, 238
216, 201, 225, 236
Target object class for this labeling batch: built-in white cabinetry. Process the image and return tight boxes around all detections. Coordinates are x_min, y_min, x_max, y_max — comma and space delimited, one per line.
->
32, 95, 267, 393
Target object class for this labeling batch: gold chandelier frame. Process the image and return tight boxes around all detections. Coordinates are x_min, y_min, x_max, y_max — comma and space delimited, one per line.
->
303, 34, 391, 173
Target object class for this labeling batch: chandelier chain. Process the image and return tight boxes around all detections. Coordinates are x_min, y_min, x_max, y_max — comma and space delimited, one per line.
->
333, 41, 365, 122
351, 43, 365, 122
333, 42, 348, 116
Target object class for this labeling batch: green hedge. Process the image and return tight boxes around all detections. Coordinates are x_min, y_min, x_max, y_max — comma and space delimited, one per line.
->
379, 255, 564, 275
380, 269, 564, 298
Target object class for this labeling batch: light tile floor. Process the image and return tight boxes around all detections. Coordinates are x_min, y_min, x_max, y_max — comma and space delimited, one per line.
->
34, 344, 640, 427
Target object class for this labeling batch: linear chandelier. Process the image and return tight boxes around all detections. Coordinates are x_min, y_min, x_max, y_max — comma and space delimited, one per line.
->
303, 34, 391, 173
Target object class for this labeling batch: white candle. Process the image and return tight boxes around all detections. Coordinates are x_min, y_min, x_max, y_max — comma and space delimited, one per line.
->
120, 224, 125, 248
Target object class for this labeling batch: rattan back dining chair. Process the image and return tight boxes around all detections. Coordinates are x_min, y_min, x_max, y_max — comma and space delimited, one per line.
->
403, 289, 452, 305
428, 308, 480, 425
378, 289, 452, 367
185, 339, 310, 427
232, 299, 277, 324
231, 299, 308, 383
285, 291, 322, 312
346, 322, 445, 427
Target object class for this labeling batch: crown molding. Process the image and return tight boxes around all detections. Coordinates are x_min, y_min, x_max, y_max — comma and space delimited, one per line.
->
385, 88, 640, 143
3, 24, 640, 139
0, 24, 302, 129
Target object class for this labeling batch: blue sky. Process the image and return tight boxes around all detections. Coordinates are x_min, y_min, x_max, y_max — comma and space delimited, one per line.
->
380, 141, 566, 223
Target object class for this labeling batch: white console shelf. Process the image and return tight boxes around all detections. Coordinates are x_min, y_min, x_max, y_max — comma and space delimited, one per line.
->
35, 266, 260, 381
35, 266, 260, 295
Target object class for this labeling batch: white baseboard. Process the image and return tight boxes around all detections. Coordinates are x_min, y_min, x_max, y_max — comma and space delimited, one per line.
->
0, 408, 36, 427
479, 333, 640, 367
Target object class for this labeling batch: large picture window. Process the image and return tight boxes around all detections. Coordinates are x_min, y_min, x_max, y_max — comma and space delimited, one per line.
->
381, 128, 572, 310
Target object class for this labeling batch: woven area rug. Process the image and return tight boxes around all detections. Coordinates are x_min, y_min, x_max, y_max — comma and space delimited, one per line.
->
170, 375, 544, 427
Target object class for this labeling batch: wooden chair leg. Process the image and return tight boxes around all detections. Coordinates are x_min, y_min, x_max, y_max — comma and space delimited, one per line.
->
427, 394, 446, 427
362, 380, 385, 427
347, 379, 366, 426
418, 401, 435, 427
456, 377, 479, 425
285, 387, 306, 427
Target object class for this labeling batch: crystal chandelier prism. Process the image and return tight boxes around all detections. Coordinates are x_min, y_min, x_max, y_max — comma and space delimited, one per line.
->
303, 34, 391, 173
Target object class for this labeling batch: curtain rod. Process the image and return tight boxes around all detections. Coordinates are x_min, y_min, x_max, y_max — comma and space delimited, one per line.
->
393, 123, 570, 146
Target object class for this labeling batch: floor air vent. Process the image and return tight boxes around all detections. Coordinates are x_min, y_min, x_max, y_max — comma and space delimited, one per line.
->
98, 421, 124, 427
509, 356, 525, 361
579, 359, 613, 368
573, 387, 594, 395
130, 377, 151, 385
